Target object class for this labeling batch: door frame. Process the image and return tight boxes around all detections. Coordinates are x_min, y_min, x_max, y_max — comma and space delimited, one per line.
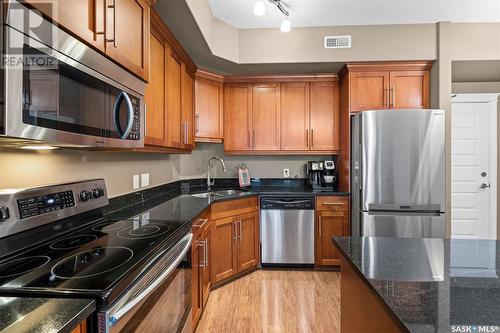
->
451, 93, 499, 240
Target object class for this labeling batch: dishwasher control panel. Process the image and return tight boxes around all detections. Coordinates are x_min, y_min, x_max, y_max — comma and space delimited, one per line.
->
260, 197, 315, 210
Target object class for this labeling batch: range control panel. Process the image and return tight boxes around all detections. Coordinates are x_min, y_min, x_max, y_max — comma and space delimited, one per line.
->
0, 179, 108, 238
17, 190, 75, 219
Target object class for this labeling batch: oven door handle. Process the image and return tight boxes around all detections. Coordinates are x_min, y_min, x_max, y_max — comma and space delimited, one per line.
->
109, 233, 193, 326
113, 91, 134, 140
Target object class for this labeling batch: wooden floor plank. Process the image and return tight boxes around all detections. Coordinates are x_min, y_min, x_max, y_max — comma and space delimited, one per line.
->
196, 270, 341, 333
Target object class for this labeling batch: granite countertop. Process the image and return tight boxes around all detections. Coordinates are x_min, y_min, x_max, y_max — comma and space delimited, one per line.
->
0, 297, 95, 333
333, 237, 500, 333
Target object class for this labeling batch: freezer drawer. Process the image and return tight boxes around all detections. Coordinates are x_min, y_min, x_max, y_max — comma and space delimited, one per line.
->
260, 209, 314, 264
361, 212, 446, 238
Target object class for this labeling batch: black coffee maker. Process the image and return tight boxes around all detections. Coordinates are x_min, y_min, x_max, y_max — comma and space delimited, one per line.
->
306, 159, 338, 191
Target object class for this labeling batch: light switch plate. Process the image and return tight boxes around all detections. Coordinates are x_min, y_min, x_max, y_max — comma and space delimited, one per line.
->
133, 175, 140, 189
283, 169, 290, 178
141, 173, 150, 187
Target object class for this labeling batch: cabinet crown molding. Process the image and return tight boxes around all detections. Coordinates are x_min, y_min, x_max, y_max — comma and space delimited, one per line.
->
224, 74, 338, 84
339, 61, 433, 77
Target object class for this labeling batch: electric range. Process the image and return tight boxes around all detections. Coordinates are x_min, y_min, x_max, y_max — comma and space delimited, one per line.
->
0, 179, 193, 333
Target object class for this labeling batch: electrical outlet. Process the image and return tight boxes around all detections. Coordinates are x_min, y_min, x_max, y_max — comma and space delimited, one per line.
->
283, 168, 290, 178
133, 175, 140, 189
141, 173, 150, 187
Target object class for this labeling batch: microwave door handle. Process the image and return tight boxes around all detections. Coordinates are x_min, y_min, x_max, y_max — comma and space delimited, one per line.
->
113, 91, 134, 139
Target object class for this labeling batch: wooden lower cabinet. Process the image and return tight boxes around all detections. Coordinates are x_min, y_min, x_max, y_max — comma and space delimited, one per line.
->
70, 320, 87, 333
211, 208, 259, 284
315, 196, 350, 266
192, 211, 211, 329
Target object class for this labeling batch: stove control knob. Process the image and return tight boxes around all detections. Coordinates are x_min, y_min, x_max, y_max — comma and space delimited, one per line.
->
79, 191, 92, 202
92, 188, 105, 199
0, 207, 10, 222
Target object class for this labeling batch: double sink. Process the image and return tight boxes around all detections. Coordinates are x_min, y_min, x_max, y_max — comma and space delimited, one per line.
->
190, 189, 245, 198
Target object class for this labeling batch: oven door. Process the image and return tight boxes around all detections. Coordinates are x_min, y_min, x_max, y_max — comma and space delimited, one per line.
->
99, 233, 193, 333
3, 4, 144, 148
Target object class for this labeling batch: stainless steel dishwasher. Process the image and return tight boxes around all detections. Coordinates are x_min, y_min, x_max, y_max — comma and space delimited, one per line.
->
260, 196, 315, 266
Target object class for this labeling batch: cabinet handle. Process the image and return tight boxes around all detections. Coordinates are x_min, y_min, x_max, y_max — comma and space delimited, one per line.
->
252, 130, 256, 149
105, 0, 117, 47
93, 0, 105, 36
239, 219, 242, 242
385, 86, 389, 108
311, 129, 314, 148
193, 218, 209, 229
391, 86, 396, 107
204, 239, 209, 268
233, 220, 238, 241
247, 130, 251, 148
322, 202, 344, 206
318, 215, 322, 237
306, 129, 309, 148
197, 241, 205, 268
195, 114, 200, 133
144, 102, 147, 137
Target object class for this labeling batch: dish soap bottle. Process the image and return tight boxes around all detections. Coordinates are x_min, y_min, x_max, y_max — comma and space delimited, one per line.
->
238, 163, 251, 188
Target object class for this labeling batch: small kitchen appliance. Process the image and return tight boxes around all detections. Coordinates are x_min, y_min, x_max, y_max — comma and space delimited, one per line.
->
306, 159, 338, 191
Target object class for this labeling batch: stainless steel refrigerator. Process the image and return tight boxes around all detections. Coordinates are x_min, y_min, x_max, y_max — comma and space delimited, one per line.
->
351, 109, 446, 238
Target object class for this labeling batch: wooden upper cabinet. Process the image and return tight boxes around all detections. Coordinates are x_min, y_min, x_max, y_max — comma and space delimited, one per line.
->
224, 84, 252, 151
280, 83, 310, 151
144, 30, 167, 147
166, 49, 182, 148
310, 81, 339, 151
181, 67, 194, 149
25, 0, 106, 53
350, 71, 389, 112
105, 0, 150, 80
236, 211, 259, 272
195, 71, 224, 142
389, 70, 430, 109
252, 84, 280, 151
342, 62, 432, 113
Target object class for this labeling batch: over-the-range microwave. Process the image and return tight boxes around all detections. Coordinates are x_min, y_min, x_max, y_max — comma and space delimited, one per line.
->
0, 1, 145, 148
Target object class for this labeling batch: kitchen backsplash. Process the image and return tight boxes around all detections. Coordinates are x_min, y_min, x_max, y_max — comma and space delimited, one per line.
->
0, 143, 332, 197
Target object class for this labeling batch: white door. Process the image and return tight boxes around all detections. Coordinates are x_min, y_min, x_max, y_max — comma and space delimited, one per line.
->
451, 94, 498, 239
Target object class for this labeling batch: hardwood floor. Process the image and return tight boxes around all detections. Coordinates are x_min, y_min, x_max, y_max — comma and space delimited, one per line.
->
196, 270, 341, 333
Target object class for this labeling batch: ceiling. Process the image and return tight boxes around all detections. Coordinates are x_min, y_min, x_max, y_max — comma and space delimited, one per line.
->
208, 0, 500, 29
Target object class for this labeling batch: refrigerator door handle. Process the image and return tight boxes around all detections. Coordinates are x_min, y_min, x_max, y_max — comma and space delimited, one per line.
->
366, 210, 442, 217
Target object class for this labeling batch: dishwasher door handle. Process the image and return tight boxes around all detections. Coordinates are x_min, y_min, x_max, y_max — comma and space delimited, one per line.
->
262, 199, 313, 205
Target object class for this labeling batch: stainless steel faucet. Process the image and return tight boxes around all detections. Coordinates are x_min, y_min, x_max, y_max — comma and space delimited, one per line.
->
207, 156, 227, 189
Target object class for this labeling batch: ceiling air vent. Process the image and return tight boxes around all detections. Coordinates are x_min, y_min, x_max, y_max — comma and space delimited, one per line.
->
324, 35, 352, 49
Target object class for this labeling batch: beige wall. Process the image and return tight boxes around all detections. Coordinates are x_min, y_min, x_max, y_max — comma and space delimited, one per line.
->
179, 143, 331, 179
451, 23, 500, 61
0, 149, 181, 198
0, 144, 328, 197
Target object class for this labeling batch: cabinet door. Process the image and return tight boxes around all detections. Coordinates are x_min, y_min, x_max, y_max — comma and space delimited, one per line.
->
25, 0, 105, 53
350, 71, 390, 112
144, 30, 167, 146
224, 84, 252, 151
316, 210, 348, 266
191, 239, 202, 327
236, 211, 259, 272
201, 227, 211, 307
211, 217, 238, 283
105, 0, 150, 80
281, 82, 310, 151
389, 71, 430, 109
252, 84, 280, 151
181, 67, 194, 149
310, 82, 339, 151
166, 49, 182, 148
195, 77, 223, 141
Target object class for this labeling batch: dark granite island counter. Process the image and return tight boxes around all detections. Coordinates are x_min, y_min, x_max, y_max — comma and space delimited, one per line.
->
333, 237, 500, 333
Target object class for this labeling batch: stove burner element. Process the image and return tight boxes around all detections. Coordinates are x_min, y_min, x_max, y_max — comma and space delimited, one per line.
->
92, 221, 127, 232
0, 256, 51, 278
50, 234, 98, 250
51, 246, 133, 279
117, 223, 171, 239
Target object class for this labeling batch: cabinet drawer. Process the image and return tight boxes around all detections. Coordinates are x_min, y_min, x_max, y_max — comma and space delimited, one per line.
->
192, 208, 210, 239
211, 196, 258, 220
316, 196, 349, 211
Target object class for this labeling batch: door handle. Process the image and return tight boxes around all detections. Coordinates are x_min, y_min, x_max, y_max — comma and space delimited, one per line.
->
113, 91, 134, 139
306, 129, 309, 148
204, 239, 209, 268
197, 241, 205, 268
233, 220, 238, 241
193, 218, 209, 229
318, 215, 322, 237
239, 219, 242, 242
385, 86, 389, 108
144, 102, 147, 137
480, 183, 491, 189
391, 86, 396, 107
311, 129, 314, 148
195, 114, 200, 133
